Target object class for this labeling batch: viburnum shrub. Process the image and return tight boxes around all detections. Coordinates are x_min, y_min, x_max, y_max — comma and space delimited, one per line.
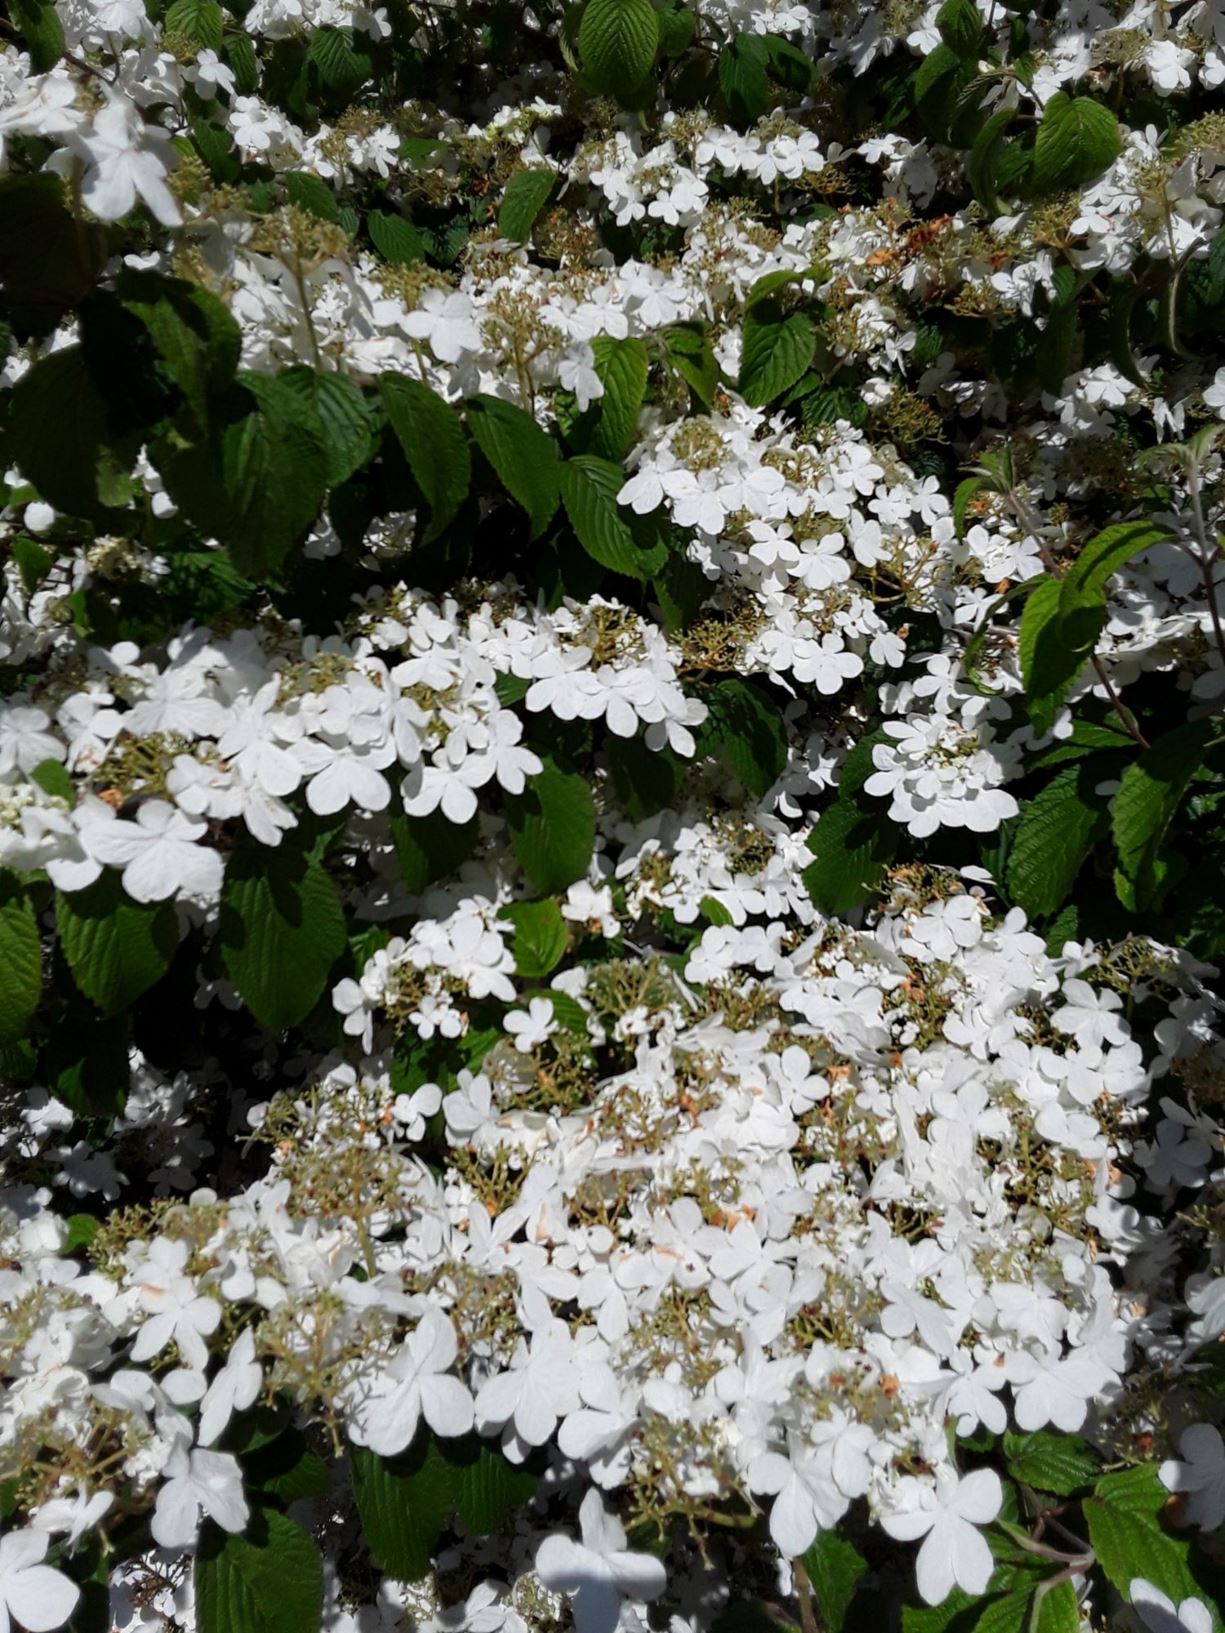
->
3, 0, 1225, 1630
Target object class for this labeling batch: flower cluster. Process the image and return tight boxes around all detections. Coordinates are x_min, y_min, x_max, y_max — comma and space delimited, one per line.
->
2, 0, 1225, 1630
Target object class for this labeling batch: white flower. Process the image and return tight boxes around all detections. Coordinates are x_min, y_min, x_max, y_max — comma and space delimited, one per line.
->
65, 97, 181, 227
150, 1447, 249, 1549
474, 1324, 580, 1451
81, 799, 223, 903
0, 1529, 79, 1633
349, 1313, 474, 1456
535, 1489, 667, 1633
1131, 1581, 1214, 1633
198, 1328, 263, 1447
1160, 1423, 1225, 1530
504, 997, 556, 1053
880, 1468, 1002, 1605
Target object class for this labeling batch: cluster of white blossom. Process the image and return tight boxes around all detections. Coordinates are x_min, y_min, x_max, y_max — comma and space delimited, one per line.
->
3, 0, 1225, 1629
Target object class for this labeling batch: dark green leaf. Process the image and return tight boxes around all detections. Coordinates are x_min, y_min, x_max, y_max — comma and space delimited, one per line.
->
380, 373, 471, 541
57, 873, 179, 1017
499, 899, 569, 977
0, 874, 40, 1044
1032, 94, 1122, 194
505, 759, 596, 894
1112, 720, 1213, 910
560, 456, 668, 579
220, 847, 346, 1030
498, 169, 557, 243
467, 395, 560, 539
195, 1509, 323, 1633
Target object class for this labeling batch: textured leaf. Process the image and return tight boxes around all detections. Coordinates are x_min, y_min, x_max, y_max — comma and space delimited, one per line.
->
1006, 763, 1108, 919
967, 110, 1014, 214
498, 169, 557, 243
739, 304, 814, 407
467, 395, 560, 539
579, 0, 660, 98
701, 678, 788, 796
116, 270, 241, 429
499, 899, 569, 977
1032, 94, 1122, 194
561, 456, 668, 579
390, 810, 479, 895
1058, 521, 1171, 657
57, 873, 179, 1017
9, 0, 65, 71
153, 373, 328, 580
379, 373, 470, 541
220, 847, 346, 1031
368, 211, 427, 264
663, 324, 719, 409
195, 1509, 323, 1633
1004, 1431, 1100, 1495
1083, 1498, 1203, 1613
937, 0, 982, 57
506, 759, 596, 894
9, 347, 135, 518
1035, 1582, 1080, 1633
447, 1438, 539, 1534
164, 0, 222, 47
1019, 576, 1077, 730
589, 335, 649, 459
803, 795, 898, 914
1111, 720, 1212, 910
800, 1531, 867, 1633
280, 368, 379, 487
350, 1440, 457, 1582
0, 874, 40, 1045
719, 33, 770, 126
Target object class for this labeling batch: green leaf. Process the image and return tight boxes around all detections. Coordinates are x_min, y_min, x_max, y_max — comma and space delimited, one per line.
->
164, 0, 222, 47
560, 456, 668, 579
1035, 1582, 1080, 1633
390, 810, 479, 894
739, 300, 815, 408
800, 1532, 867, 1633
9, 0, 65, 71
1032, 94, 1122, 194
29, 757, 72, 800
1058, 521, 1171, 659
306, 26, 372, 96
606, 733, 684, 820
350, 1440, 457, 1583
663, 324, 719, 410
579, 0, 659, 99
116, 271, 241, 430
1035, 302, 1077, 394
467, 395, 560, 539
379, 373, 471, 542
1006, 763, 1108, 919
242, 1428, 329, 1504
719, 33, 770, 126
589, 336, 649, 459
57, 873, 179, 1017
1083, 1496, 1203, 1611
506, 759, 596, 894
1111, 720, 1212, 911
967, 109, 1014, 214
0, 175, 109, 329
498, 169, 557, 243
657, 1, 696, 56
279, 368, 379, 488
62, 1213, 100, 1254
284, 172, 341, 225
803, 795, 898, 914
9, 347, 135, 519
973, 1592, 1032, 1633
153, 373, 329, 581
0, 874, 40, 1045
1019, 576, 1076, 731
368, 211, 427, 264
443, 1436, 539, 1533
195, 1509, 323, 1633
700, 678, 788, 797
220, 847, 346, 1031
499, 899, 569, 977
1004, 1431, 1100, 1495
937, 0, 982, 57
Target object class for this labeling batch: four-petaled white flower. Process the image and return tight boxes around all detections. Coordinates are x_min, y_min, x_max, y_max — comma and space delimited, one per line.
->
535, 1489, 667, 1633
879, 1468, 1002, 1605
349, 1312, 474, 1456
0, 1529, 80, 1633
150, 1447, 249, 1549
